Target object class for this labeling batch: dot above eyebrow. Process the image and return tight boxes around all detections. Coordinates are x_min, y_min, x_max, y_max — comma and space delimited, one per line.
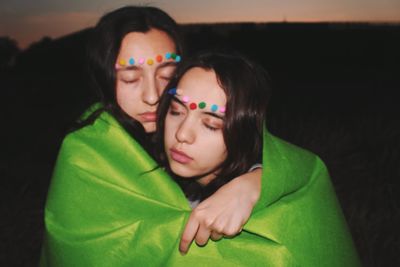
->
119, 59, 126, 66
168, 88, 177, 95
199, 102, 206, 109
211, 104, 218, 112
182, 96, 190, 103
189, 103, 197, 110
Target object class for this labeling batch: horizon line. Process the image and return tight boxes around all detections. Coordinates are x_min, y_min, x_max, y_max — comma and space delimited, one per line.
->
11, 20, 400, 51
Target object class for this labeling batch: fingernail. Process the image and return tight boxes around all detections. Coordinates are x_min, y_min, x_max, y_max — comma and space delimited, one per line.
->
179, 250, 187, 256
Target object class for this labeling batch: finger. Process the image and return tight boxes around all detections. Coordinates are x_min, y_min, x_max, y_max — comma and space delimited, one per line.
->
222, 224, 243, 238
195, 224, 211, 246
180, 215, 200, 254
210, 231, 223, 241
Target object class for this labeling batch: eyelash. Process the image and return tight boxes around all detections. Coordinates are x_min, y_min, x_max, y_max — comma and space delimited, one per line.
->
159, 76, 171, 81
122, 79, 138, 84
169, 108, 220, 131
169, 109, 181, 116
204, 124, 218, 131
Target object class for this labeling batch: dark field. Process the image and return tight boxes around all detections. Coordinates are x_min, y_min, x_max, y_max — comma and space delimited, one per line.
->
1, 23, 399, 266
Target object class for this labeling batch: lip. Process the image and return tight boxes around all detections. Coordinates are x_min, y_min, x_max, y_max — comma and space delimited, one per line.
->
140, 112, 157, 122
170, 148, 193, 164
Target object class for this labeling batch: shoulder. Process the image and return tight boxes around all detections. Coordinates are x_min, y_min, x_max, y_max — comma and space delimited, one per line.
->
63, 107, 122, 146
56, 108, 130, 167
260, 131, 329, 204
265, 132, 325, 173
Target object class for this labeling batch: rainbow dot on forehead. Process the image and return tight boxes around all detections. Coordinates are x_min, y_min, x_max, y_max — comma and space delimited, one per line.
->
211, 104, 218, 112
168, 88, 177, 95
189, 103, 197, 110
199, 102, 206, 109
182, 96, 190, 103
116, 53, 180, 68
219, 106, 226, 113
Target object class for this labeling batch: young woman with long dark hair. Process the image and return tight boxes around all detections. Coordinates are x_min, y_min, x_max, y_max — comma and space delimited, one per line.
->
150, 51, 360, 265
40, 6, 264, 266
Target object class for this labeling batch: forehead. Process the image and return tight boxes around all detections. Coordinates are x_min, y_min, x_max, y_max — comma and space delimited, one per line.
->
177, 67, 226, 106
118, 29, 176, 58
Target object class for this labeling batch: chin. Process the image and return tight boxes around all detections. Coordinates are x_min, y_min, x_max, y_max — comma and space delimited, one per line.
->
143, 123, 156, 133
169, 162, 197, 178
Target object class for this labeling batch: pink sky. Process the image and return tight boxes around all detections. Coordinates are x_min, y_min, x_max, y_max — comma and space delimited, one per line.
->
1, 0, 399, 49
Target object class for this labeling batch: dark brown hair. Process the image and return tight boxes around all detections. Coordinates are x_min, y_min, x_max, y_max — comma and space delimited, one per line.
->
155, 50, 271, 200
78, 6, 184, 150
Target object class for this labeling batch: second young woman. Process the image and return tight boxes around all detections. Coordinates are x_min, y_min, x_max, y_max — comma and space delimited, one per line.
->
41, 6, 263, 265
152, 51, 360, 266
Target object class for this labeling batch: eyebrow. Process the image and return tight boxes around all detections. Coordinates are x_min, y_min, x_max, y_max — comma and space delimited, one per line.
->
117, 65, 141, 71
117, 61, 177, 72
157, 61, 178, 70
203, 111, 225, 120
171, 97, 225, 120
171, 96, 186, 108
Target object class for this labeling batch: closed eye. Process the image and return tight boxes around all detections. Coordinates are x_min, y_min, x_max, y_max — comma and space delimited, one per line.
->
169, 109, 182, 116
122, 79, 139, 84
204, 124, 218, 131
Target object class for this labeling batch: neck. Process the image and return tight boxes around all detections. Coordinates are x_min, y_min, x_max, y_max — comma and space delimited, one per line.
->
196, 172, 217, 186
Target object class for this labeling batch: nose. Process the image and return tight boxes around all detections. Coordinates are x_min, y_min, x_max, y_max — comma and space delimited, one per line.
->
175, 117, 195, 144
142, 75, 159, 106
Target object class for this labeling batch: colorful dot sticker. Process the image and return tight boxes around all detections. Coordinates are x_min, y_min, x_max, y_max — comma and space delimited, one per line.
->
116, 52, 181, 69
168, 88, 177, 95
167, 88, 225, 113
182, 96, 190, 103
189, 103, 197, 110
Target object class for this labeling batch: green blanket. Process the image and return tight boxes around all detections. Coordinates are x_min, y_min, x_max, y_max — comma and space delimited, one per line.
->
40, 110, 360, 266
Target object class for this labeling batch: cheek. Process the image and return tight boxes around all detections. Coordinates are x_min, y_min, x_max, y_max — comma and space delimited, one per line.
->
213, 136, 227, 162
116, 83, 141, 110
198, 133, 227, 163
156, 79, 169, 94
164, 115, 177, 145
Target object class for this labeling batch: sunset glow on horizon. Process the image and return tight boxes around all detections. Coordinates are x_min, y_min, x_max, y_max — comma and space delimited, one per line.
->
1, 0, 399, 49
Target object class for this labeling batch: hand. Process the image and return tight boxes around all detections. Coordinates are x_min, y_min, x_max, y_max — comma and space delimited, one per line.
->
179, 169, 262, 254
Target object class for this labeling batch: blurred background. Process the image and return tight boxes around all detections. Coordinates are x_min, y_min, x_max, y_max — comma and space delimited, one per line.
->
1, 1, 399, 266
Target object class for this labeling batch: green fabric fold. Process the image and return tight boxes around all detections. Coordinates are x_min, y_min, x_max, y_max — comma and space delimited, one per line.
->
41, 110, 360, 266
